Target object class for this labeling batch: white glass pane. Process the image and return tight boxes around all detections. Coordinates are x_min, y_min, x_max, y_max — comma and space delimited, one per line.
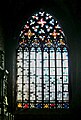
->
57, 76, 62, 83
63, 68, 68, 75
44, 60, 48, 67
17, 92, 22, 101
30, 95, 35, 100
17, 76, 22, 83
50, 68, 55, 75
50, 48, 55, 59
43, 68, 49, 75
37, 68, 42, 75
23, 84, 29, 91
23, 91, 29, 100
30, 84, 35, 91
63, 76, 68, 83
63, 92, 69, 100
44, 76, 49, 83
36, 84, 42, 91
30, 52, 35, 59
37, 52, 41, 59
37, 60, 42, 67
56, 53, 61, 59
17, 60, 22, 67
30, 76, 35, 83
63, 52, 68, 59
36, 93, 42, 100
56, 60, 61, 67
63, 60, 68, 67
30, 68, 35, 75
24, 68, 29, 75
24, 60, 29, 67
50, 84, 55, 91
36, 76, 42, 83
24, 52, 29, 59
43, 52, 48, 59
50, 60, 55, 67
36, 83, 42, 100
57, 92, 62, 100
57, 84, 62, 92
57, 68, 62, 75
50, 92, 55, 100
30, 83, 35, 100
17, 84, 22, 91
23, 76, 29, 83
50, 76, 55, 83
17, 67, 22, 75
30, 60, 35, 67
63, 85, 68, 91
44, 83, 49, 89
17, 52, 23, 59
44, 95, 49, 100
50, 53, 55, 59
30, 48, 35, 59
44, 84, 49, 100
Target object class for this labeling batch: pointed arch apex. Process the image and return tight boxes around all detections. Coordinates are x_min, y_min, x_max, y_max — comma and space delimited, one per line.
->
19, 9, 66, 48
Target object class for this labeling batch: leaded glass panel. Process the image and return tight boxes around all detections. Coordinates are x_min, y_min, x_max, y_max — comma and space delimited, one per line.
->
16, 10, 69, 109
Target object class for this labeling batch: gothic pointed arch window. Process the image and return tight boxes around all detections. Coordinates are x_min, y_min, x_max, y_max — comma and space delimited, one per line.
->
16, 9, 69, 109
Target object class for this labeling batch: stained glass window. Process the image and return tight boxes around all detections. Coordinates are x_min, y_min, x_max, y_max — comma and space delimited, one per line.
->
16, 9, 69, 109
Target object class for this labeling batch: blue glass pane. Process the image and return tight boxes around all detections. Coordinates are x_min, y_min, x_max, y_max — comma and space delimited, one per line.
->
63, 103, 69, 109
36, 104, 42, 108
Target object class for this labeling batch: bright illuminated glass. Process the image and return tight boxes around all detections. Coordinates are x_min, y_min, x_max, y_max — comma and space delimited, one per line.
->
16, 10, 69, 109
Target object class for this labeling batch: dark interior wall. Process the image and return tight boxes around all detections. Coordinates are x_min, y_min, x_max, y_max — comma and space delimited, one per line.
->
0, 0, 81, 117
0, 20, 4, 51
